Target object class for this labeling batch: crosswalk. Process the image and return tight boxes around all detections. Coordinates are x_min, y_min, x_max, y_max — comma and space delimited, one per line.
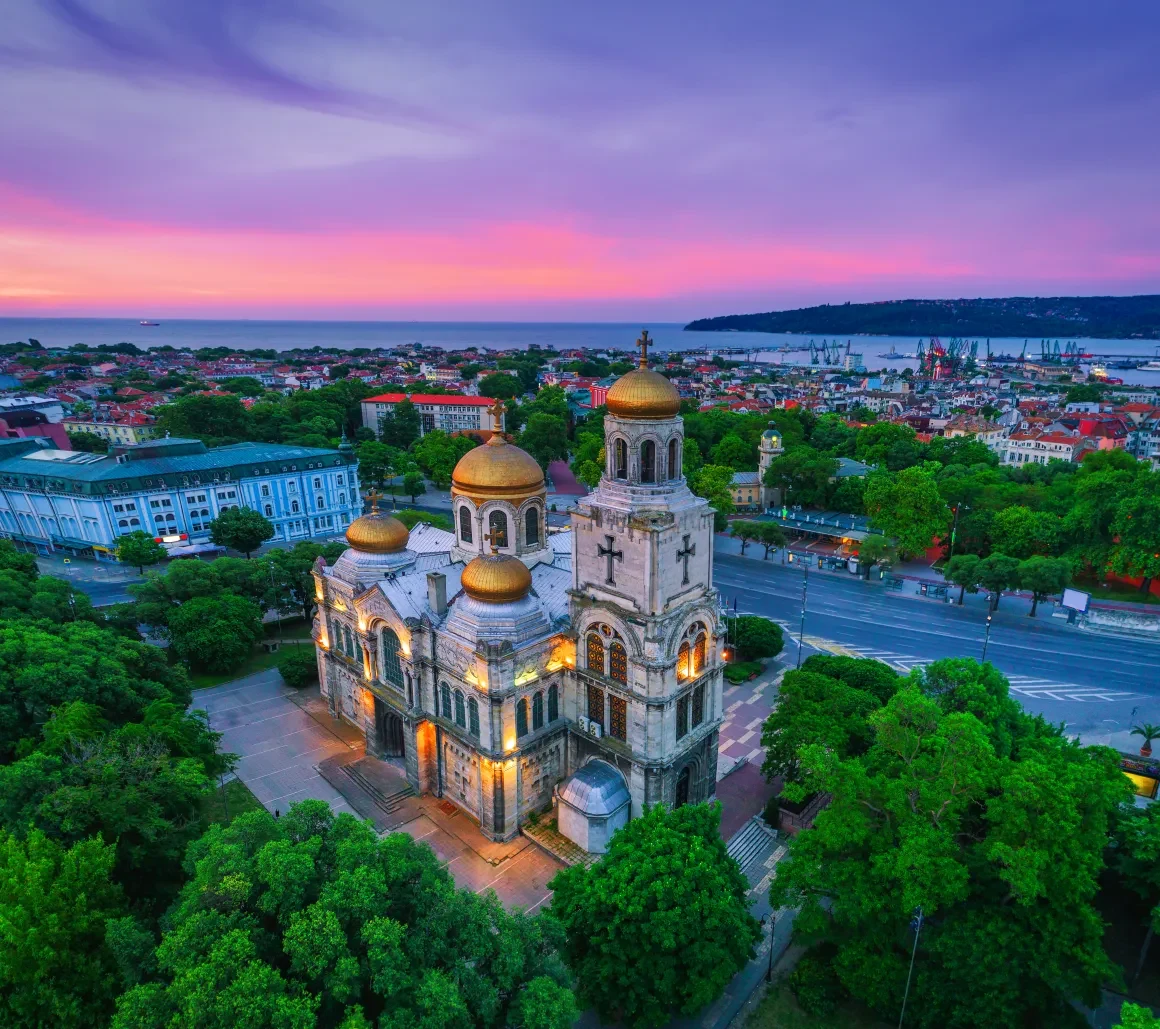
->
755, 616, 1141, 705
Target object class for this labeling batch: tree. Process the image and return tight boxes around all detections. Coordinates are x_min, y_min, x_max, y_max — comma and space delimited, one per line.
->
264, 542, 346, 623
710, 433, 753, 468
731, 520, 760, 554
67, 430, 108, 453
1110, 487, 1160, 592
689, 465, 735, 531
1015, 556, 1070, 616
975, 553, 1020, 609
763, 447, 838, 507
112, 801, 574, 1029
519, 413, 569, 471
990, 506, 1061, 559
856, 534, 895, 573
550, 802, 760, 1029
412, 430, 477, 488
769, 661, 1131, 1029
478, 372, 521, 400
356, 440, 404, 491
377, 399, 421, 449
403, 471, 426, 504
1111, 803, 1160, 987
154, 393, 251, 445
723, 615, 783, 661
943, 553, 981, 604
209, 506, 275, 558
220, 376, 266, 396
168, 593, 263, 674
277, 646, 318, 689
116, 530, 166, 573
1115, 1003, 1160, 1029
864, 466, 951, 558
575, 460, 602, 489
759, 521, 786, 558
0, 830, 125, 1029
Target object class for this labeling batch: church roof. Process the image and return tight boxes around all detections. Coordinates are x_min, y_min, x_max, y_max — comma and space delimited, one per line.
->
549, 532, 572, 555
407, 523, 457, 553
558, 760, 630, 817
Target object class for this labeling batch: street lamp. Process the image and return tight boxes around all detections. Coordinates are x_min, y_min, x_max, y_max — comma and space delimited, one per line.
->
981, 611, 993, 662
766, 912, 777, 981
796, 565, 809, 669
898, 906, 923, 1029
948, 504, 969, 556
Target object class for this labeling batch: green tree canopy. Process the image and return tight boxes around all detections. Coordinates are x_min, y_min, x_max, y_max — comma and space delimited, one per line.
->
478, 372, 522, 400
168, 593, 264, 673
864, 466, 951, 558
412, 430, 477, 488
116, 530, 166, 573
1015, 555, 1070, 616
154, 394, 251, 445
550, 802, 759, 1029
689, 465, 735, 531
763, 446, 838, 507
943, 553, 981, 604
723, 615, 784, 661
209, 506, 276, 558
990, 505, 1061, 559
518, 413, 569, 471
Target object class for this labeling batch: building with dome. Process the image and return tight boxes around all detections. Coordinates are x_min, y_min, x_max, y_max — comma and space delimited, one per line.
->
311, 333, 724, 853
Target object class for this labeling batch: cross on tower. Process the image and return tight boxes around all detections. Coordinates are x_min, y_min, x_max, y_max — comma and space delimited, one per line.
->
483, 530, 501, 554
635, 329, 652, 369
677, 534, 696, 585
487, 397, 506, 432
365, 489, 383, 513
597, 534, 623, 585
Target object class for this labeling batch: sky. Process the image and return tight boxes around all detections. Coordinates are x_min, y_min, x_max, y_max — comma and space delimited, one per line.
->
1, 0, 1158, 321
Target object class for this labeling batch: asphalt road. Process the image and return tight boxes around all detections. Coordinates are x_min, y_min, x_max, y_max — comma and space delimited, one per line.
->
713, 551, 1158, 748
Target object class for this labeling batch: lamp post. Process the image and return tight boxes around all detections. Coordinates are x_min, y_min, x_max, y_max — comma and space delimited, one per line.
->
796, 564, 809, 669
981, 611, 993, 662
948, 503, 969, 556
898, 906, 923, 1029
766, 912, 777, 981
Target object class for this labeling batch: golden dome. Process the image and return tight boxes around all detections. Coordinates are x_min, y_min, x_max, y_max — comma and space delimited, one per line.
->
345, 507, 409, 553
452, 434, 544, 497
460, 553, 533, 603
605, 329, 680, 419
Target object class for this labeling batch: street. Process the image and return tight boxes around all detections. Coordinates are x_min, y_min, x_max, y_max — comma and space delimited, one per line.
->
714, 549, 1158, 749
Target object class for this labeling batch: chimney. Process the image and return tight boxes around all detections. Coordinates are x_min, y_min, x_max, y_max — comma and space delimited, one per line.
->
427, 572, 447, 616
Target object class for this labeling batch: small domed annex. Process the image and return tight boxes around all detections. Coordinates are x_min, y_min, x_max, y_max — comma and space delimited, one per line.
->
605, 330, 680, 420
345, 498, 409, 553
451, 400, 544, 502
461, 552, 533, 603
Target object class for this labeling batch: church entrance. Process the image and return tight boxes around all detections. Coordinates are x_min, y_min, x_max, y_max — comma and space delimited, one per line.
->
675, 766, 690, 807
377, 701, 405, 759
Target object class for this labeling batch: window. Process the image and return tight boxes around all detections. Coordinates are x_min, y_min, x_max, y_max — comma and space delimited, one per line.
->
288, 482, 297, 493
337, 474, 344, 485
468, 698, 480, 737
532, 691, 544, 731
313, 477, 321, 489
118, 519, 128, 528
343, 625, 354, 657
405, 672, 414, 707
441, 682, 452, 720
640, 440, 656, 483
610, 642, 627, 685
692, 684, 705, 728
380, 628, 404, 686
525, 506, 540, 547
693, 632, 707, 676
291, 501, 299, 513
677, 695, 690, 739
454, 690, 466, 727
264, 505, 273, 517
677, 641, 691, 680
668, 438, 679, 479
459, 506, 472, 543
338, 492, 345, 504
261, 484, 270, 497
587, 684, 604, 728
610, 696, 627, 741
487, 510, 508, 549
587, 633, 605, 674
548, 684, 559, 723
516, 698, 529, 738
615, 438, 628, 479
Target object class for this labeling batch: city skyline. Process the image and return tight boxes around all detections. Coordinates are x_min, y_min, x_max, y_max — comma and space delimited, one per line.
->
2, 0, 1158, 320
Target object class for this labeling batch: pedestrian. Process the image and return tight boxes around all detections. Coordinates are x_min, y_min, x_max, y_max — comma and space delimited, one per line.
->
275, 808, 280, 819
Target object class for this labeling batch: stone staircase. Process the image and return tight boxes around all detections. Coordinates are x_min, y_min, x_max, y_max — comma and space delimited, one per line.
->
726, 815, 780, 872
338, 762, 416, 818
522, 819, 597, 867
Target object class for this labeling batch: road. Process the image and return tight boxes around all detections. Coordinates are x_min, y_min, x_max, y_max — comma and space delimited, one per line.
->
713, 550, 1158, 748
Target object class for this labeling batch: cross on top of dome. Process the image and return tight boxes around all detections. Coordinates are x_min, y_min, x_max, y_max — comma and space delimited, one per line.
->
487, 397, 506, 426
636, 329, 652, 368
365, 489, 383, 512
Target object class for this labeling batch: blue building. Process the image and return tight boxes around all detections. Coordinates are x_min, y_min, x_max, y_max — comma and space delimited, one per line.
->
0, 436, 360, 559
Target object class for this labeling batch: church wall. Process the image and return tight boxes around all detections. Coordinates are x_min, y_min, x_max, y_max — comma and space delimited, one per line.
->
518, 732, 565, 818
441, 736, 481, 819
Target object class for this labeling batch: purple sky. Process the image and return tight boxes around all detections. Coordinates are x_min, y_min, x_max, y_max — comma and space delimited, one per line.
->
1, 0, 1158, 319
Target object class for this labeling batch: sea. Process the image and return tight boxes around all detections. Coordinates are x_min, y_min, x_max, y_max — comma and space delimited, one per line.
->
3, 317, 1160, 386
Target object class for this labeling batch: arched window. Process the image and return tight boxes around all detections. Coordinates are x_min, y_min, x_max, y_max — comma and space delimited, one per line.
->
677, 641, 691, 680
440, 682, 452, 720
610, 642, 628, 684
118, 519, 128, 528
316, 496, 324, 509
532, 691, 544, 730
343, 625, 354, 657
587, 633, 605, 674
264, 504, 273, 517
640, 440, 656, 483
459, 506, 472, 543
614, 438, 628, 479
291, 500, 300, 513
468, 697, 480, 737
454, 689, 466, 727
516, 698, 529, 738
380, 628, 404, 686
548, 684, 559, 723
668, 438, 679, 479
693, 632, 707, 676
488, 510, 509, 549
525, 506, 540, 547
339, 492, 345, 504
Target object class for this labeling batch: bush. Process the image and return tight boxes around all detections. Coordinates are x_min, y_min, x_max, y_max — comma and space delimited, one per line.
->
762, 795, 779, 828
789, 945, 845, 1017
391, 508, 453, 532
724, 615, 784, 661
724, 660, 763, 684
277, 646, 318, 688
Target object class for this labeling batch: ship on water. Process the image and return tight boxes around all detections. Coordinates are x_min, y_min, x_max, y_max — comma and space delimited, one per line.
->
139, 320, 160, 326
878, 346, 915, 359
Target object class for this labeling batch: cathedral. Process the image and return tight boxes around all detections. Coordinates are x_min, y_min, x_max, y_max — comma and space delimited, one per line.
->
312, 333, 724, 852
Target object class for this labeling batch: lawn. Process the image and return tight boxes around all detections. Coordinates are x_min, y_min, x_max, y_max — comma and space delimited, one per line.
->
264, 616, 311, 639
1078, 580, 1160, 606
186, 639, 313, 690
198, 777, 265, 828
746, 983, 889, 1029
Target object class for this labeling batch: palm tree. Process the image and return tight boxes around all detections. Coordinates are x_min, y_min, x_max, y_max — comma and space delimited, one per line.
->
1131, 723, 1160, 758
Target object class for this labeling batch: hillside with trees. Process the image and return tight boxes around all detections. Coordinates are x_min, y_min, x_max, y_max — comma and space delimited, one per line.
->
686, 294, 1160, 339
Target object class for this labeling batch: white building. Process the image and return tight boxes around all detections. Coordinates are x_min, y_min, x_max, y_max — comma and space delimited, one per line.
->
0, 436, 360, 558
996, 430, 1095, 466
361, 393, 501, 438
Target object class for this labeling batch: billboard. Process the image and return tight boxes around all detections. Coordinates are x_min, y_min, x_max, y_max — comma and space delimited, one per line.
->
1061, 588, 1090, 612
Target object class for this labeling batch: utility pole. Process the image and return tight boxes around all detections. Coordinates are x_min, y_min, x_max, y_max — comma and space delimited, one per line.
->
898, 906, 923, 1029
796, 564, 809, 669
981, 611, 993, 662
766, 911, 778, 981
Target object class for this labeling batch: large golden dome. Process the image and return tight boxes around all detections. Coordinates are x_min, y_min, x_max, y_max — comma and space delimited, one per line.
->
460, 553, 533, 603
605, 329, 681, 419
452, 434, 544, 497
345, 508, 409, 553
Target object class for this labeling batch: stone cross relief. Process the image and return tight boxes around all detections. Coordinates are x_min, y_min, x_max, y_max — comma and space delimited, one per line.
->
677, 534, 696, 585
597, 534, 623, 584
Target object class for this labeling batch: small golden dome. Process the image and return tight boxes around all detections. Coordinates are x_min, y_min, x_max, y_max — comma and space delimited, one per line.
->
605, 329, 680, 419
345, 507, 409, 553
460, 553, 533, 603
452, 434, 544, 496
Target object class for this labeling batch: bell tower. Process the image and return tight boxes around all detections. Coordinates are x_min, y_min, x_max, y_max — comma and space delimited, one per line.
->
568, 330, 723, 817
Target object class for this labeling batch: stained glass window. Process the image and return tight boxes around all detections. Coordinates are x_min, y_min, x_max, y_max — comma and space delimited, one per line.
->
587, 633, 605, 674
610, 696, 627, 741
525, 507, 540, 546
693, 632, 707, 676
380, 628, 404, 686
459, 506, 472, 543
692, 684, 705, 727
587, 684, 604, 728
610, 642, 627, 684
488, 510, 509, 548
676, 696, 689, 739
677, 641, 691, 680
